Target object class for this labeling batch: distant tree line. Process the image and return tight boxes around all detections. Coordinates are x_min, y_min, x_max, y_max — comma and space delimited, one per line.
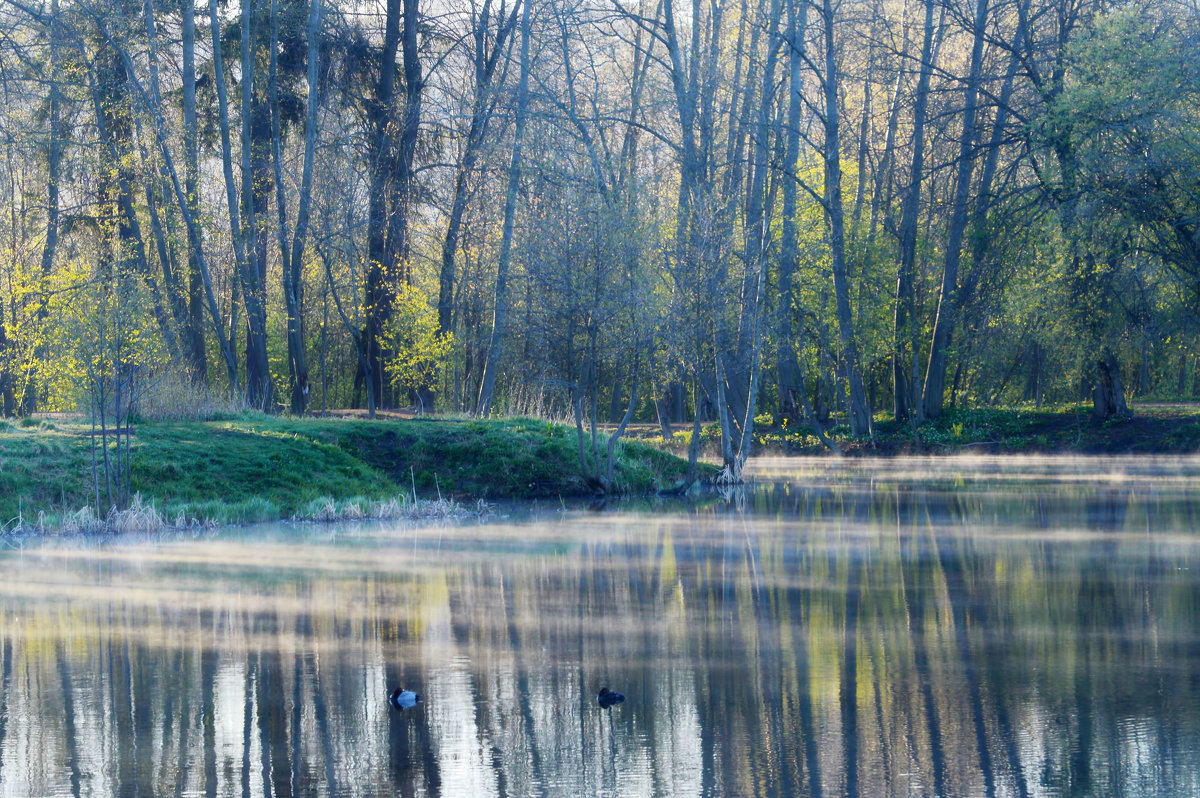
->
0, 0, 1196, 472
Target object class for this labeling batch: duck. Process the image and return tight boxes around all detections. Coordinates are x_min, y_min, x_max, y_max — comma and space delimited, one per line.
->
597, 687, 625, 708
389, 687, 421, 710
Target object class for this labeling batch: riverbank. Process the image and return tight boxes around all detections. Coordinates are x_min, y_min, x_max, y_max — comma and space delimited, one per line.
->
0, 415, 707, 531
860, 403, 1200, 455
633, 403, 1200, 456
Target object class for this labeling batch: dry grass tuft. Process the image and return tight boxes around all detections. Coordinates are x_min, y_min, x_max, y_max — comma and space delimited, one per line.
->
3, 493, 214, 537
137, 371, 252, 421
293, 493, 486, 523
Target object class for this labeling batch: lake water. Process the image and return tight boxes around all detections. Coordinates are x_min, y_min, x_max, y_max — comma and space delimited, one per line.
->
2, 455, 1200, 797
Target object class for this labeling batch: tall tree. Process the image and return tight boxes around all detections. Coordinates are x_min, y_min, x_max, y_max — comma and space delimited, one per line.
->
724, 0, 783, 469
820, 0, 872, 436
271, 0, 321, 414
436, 0, 521, 345
892, 0, 938, 422
476, 0, 531, 416
922, 0, 990, 418
181, 0, 206, 382
239, 0, 274, 408
361, 0, 403, 415
19, 0, 63, 414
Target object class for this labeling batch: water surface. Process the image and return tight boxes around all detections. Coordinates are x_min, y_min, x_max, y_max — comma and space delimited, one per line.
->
2, 455, 1199, 796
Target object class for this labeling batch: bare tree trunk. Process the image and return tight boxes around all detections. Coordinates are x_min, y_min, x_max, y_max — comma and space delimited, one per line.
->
384, 0, 424, 285
438, 1, 521, 337
922, 0, 989, 419
22, 0, 62, 414
821, 0, 872, 437
850, 9, 877, 234
389, 0, 426, 408
868, 0, 911, 246
776, 0, 805, 424
239, 0, 274, 409
1091, 348, 1129, 422
0, 320, 12, 416
686, 387, 703, 481
141, 0, 189, 343
210, 0, 258, 397
477, 0, 532, 417
362, 0, 402, 415
725, 0, 783, 469
91, 26, 181, 363
316, 232, 375, 418
892, 0, 937, 423
949, 34, 1020, 356
94, 0, 238, 390
272, 0, 320, 415
181, 0, 206, 382
351, 0, 423, 409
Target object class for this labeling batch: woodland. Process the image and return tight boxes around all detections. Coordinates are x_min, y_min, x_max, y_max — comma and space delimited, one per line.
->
0, 0, 1197, 476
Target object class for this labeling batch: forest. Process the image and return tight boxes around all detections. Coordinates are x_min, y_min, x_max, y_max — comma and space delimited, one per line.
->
0, 0, 1197, 475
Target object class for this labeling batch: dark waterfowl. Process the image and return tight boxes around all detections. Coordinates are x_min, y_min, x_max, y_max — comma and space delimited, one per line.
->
389, 687, 421, 710
597, 687, 625, 708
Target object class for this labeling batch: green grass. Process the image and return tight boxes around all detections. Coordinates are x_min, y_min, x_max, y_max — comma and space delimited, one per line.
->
745, 403, 1200, 454
0, 424, 95, 522
0, 415, 706, 526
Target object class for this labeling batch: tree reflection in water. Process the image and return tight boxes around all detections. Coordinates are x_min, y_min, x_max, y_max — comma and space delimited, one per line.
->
2, 455, 1200, 796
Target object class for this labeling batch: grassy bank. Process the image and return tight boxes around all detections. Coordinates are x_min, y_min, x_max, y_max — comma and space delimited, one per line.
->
0, 415, 707, 529
759, 403, 1200, 454
631, 403, 1200, 456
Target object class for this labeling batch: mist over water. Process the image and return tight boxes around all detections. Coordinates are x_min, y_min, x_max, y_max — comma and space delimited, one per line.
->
2, 456, 1199, 797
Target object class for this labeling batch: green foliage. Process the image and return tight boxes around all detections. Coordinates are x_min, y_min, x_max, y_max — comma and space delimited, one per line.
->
383, 284, 453, 406
1055, 9, 1200, 293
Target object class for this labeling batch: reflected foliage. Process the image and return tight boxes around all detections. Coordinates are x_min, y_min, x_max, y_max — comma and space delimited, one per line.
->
2, 457, 1200, 796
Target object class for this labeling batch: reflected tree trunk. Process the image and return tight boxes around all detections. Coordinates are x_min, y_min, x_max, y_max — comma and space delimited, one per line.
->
903, 523, 948, 796
202, 632, 217, 798
841, 544, 861, 797
0, 638, 9, 783
56, 645, 83, 798
934, 533, 997, 796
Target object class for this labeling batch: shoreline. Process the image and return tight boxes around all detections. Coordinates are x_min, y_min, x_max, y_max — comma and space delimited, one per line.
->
641, 403, 1200, 458
6, 404, 1199, 535
1, 415, 713, 535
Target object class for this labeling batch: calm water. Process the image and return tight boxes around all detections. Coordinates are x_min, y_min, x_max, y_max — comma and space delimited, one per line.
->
2, 455, 1200, 797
